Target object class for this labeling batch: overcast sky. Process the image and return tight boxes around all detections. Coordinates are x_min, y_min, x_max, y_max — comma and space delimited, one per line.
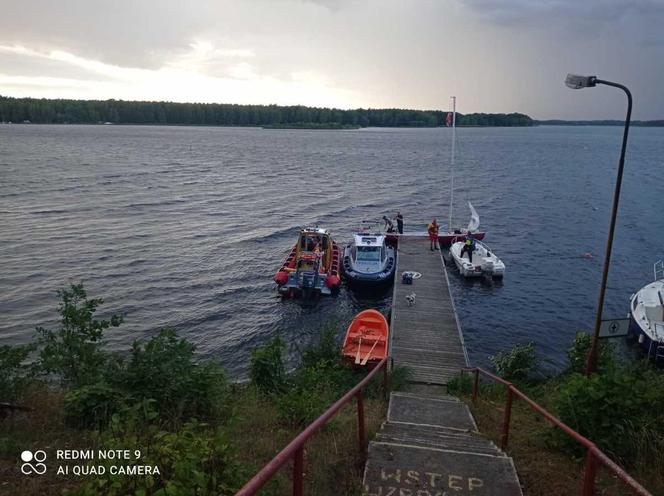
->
0, 0, 662, 119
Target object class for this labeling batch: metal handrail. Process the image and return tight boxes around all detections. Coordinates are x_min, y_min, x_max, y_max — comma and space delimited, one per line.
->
464, 367, 652, 496
236, 357, 389, 496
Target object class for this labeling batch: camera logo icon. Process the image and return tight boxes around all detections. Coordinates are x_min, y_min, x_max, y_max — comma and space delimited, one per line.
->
20, 450, 47, 475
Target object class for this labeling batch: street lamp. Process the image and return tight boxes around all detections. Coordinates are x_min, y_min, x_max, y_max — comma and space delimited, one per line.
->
565, 74, 633, 375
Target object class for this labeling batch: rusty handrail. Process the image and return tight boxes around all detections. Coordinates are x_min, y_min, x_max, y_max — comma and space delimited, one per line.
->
236, 357, 389, 496
464, 367, 651, 496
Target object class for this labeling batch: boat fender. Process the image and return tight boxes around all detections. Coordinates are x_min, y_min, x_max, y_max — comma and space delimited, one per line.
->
274, 272, 289, 285
326, 275, 340, 288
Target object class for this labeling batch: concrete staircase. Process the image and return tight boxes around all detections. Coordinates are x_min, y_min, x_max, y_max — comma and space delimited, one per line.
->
363, 392, 522, 496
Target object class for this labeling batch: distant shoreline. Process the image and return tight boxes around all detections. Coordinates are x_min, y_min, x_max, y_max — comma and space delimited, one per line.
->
1, 95, 662, 128
536, 119, 664, 127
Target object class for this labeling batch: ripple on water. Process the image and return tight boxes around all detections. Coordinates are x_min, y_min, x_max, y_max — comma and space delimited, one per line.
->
1, 124, 664, 377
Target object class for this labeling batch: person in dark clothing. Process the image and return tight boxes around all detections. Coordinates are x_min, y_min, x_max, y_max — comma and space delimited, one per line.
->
459, 231, 476, 262
396, 212, 404, 234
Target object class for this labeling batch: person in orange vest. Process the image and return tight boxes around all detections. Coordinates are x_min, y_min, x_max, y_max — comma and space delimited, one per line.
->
427, 218, 439, 251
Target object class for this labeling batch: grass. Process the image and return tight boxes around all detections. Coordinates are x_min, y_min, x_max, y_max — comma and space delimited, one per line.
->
0, 378, 388, 496
226, 384, 386, 496
455, 379, 662, 495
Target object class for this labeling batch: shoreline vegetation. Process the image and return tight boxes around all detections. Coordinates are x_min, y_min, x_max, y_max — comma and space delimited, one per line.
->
0, 95, 534, 127
2, 96, 662, 128
2, 284, 663, 494
0, 284, 401, 496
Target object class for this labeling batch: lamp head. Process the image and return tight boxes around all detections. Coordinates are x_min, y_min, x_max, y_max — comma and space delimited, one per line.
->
565, 74, 597, 89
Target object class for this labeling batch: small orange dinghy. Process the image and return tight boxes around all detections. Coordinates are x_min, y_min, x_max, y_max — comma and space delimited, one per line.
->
342, 310, 389, 367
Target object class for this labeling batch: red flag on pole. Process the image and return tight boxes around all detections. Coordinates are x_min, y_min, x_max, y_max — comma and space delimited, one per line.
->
445, 112, 452, 127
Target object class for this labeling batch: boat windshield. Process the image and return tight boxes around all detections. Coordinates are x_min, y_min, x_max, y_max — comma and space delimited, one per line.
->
356, 246, 381, 262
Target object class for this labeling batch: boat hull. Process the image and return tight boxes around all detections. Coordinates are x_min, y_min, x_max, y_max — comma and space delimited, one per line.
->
628, 315, 664, 363
341, 309, 389, 368
450, 240, 505, 278
274, 229, 341, 298
628, 283, 664, 363
342, 245, 396, 285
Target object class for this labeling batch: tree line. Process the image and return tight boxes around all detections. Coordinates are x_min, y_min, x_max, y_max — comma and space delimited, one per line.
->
0, 95, 535, 127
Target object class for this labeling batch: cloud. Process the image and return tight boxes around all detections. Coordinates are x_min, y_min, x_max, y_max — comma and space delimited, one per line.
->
0, 0, 662, 119
0, 41, 360, 108
458, 0, 664, 44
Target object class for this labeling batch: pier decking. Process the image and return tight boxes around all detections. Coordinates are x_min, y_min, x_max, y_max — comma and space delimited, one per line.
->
363, 235, 523, 495
389, 236, 468, 385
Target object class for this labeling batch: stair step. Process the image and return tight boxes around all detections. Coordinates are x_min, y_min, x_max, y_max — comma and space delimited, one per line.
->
388, 393, 477, 431
390, 391, 459, 403
376, 432, 503, 456
380, 421, 498, 444
378, 422, 502, 455
363, 441, 523, 496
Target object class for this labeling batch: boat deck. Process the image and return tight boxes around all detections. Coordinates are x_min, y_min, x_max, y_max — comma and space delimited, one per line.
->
389, 236, 468, 385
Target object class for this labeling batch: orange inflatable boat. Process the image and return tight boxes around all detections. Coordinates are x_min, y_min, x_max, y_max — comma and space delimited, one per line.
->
341, 309, 389, 367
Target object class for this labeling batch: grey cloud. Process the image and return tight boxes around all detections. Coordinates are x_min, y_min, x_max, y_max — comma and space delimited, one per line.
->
0, 0, 662, 119
458, 0, 664, 44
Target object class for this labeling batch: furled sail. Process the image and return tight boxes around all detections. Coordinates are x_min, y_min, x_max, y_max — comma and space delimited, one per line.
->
467, 202, 480, 232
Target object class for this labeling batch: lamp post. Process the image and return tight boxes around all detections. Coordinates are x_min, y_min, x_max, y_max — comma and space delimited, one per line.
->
564, 74, 632, 375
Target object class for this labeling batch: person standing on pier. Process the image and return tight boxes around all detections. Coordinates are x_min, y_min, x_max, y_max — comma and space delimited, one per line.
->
427, 218, 439, 251
396, 212, 404, 234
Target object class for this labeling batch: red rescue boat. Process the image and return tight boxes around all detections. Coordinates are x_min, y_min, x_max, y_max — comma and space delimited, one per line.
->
274, 227, 341, 297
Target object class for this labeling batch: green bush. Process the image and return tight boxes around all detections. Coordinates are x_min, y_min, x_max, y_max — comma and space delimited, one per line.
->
301, 327, 340, 369
76, 418, 248, 496
249, 337, 287, 394
63, 383, 128, 429
35, 283, 122, 387
566, 331, 615, 374
447, 371, 473, 395
489, 342, 538, 381
116, 329, 228, 424
0, 344, 34, 401
276, 384, 335, 427
553, 364, 664, 463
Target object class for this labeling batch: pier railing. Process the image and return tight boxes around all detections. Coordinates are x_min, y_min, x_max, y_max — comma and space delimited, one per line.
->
463, 367, 652, 496
235, 357, 389, 496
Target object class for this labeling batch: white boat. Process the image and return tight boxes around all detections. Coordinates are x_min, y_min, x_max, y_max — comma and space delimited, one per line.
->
450, 238, 505, 278
342, 222, 396, 285
628, 260, 664, 362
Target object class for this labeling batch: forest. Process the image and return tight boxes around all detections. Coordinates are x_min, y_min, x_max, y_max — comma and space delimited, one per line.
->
0, 95, 535, 127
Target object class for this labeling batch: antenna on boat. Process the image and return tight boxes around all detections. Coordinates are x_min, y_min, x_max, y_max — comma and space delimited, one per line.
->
448, 96, 456, 231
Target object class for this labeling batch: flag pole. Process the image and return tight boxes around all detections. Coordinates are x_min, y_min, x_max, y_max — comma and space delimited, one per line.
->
448, 96, 456, 230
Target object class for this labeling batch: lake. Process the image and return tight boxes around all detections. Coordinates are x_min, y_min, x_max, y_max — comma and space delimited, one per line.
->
1, 124, 662, 378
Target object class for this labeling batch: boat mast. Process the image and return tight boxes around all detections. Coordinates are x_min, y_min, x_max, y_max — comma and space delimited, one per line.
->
448, 96, 456, 230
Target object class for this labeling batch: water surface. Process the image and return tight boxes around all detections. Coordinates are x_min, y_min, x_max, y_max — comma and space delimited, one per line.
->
1, 124, 662, 377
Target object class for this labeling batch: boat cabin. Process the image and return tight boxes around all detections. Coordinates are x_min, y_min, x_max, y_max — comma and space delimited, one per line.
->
296, 227, 332, 270
350, 234, 388, 264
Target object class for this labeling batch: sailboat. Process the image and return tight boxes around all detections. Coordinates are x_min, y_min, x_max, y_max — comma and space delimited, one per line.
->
438, 96, 486, 247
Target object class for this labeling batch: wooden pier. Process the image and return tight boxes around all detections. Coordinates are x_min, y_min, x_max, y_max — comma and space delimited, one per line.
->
363, 235, 523, 495
389, 235, 468, 386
